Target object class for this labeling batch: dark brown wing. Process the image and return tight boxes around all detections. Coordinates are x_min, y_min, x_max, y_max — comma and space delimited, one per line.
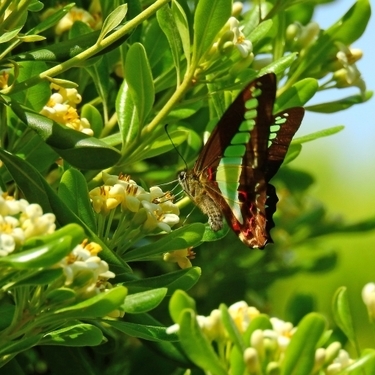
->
194, 73, 277, 174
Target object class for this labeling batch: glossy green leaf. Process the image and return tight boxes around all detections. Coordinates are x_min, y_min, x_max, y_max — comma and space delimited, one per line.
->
275, 78, 318, 112
105, 320, 178, 342
220, 304, 245, 353
306, 91, 373, 113
0, 302, 15, 331
23, 224, 86, 250
193, 0, 232, 63
41, 324, 103, 346
123, 267, 201, 295
169, 290, 196, 324
6, 100, 121, 169
143, 19, 170, 69
281, 313, 326, 375
0, 335, 43, 357
259, 53, 299, 77
202, 222, 230, 243
9, 269, 64, 287
125, 43, 154, 126
134, 128, 189, 162
81, 103, 103, 137
58, 169, 96, 232
292, 126, 344, 144
0, 27, 22, 43
9, 61, 50, 111
157, 5, 182, 82
0, 236, 73, 269
123, 288, 167, 314
46, 288, 77, 305
123, 223, 205, 262
179, 309, 227, 375
53, 286, 127, 319
247, 19, 273, 45
116, 80, 140, 147
97, 4, 128, 44
325, 0, 370, 45
124, 312, 190, 365
343, 350, 375, 374
332, 287, 356, 345
172, 0, 191, 66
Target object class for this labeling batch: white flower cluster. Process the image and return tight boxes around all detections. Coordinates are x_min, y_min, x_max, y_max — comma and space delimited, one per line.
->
167, 300, 354, 374
0, 192, 56, 257
40, 83, 93, 136
58, 239, 115, 297
90, 173, 180, 233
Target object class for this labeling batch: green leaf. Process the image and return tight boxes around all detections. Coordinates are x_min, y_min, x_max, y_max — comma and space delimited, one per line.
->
0, 27, 22, 43
6, 100, 121, 169
105, 320, 178, 342
247, 19, 273, 46
179, 309, 227, 375
283, 143, 302, 164
332, 287, 356, 345
192, 0, 232, 63
134, 128, 189, 162
9, 269, 64, 287
97, 4, 128, 44
280, 313, 326, 375
123, 267, 201, 295
292, 126, 344, 144
23, 224, 85, 250
172, 0, 191, 67
81, 103, 103, 137
125, 43, 154, 126
123, 288, 167, 314
116, 80, 140, 147
220, 304, 245, 353
325, 0, 371, 45
9, 61, 50, 111
169, 290, 196, 324
202, 222, 230, 243
41, 324, 103, 346
58, 169, 96, 232
122, 223, 205, 262
46, 288, 77, 305
0, 335, 43, 357
275, 78, 319, 112
259, 53, 299, 77
0, 236, 73, 269
124, 312, 190, 365
53, 286, 127, 319
157, 5, 183, 82
306, 91, 373, 113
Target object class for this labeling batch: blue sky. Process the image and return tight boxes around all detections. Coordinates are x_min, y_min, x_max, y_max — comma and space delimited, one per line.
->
292, 0, 374, 220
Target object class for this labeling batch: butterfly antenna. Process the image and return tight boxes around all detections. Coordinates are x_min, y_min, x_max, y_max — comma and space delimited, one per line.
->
165, 124, 189, 170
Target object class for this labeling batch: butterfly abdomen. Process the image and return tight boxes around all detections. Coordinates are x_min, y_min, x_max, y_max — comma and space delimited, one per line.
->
179, 170, 224, 231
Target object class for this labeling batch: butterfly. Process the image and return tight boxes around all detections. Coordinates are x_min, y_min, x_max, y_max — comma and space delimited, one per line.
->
178, 73, 304, 249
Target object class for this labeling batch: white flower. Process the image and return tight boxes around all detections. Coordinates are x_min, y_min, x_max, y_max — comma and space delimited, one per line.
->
362, 282, 375, 320
59, 240, 115, 295
228, 301, 260, 333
